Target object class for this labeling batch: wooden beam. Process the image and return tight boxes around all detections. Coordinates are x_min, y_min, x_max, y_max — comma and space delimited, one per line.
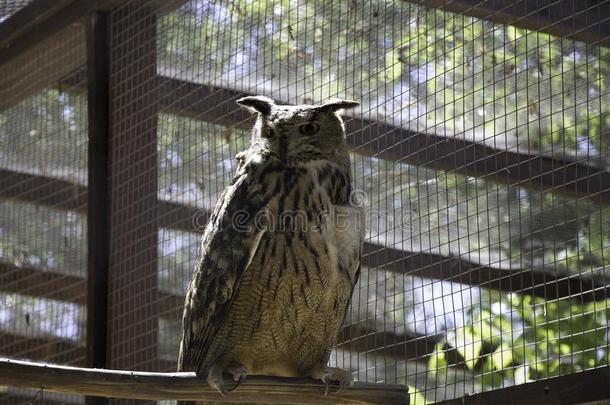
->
338, 326, 437, 362
409, 0, 610, 48
0, 0, 75, 52
158, 199, 610, 301
1, 391, 81, 405
0, 335, 85, 366
0, 261, 86, 304
362, 244, 610, 302
435, 366, 610, 405
1, 168, 607, 301
0, 358, 410, 404
0, 169, 87, 212
156, 76, 610, 205
0, 0, 89, 66
346, 121, 610, 205
0, 262, 438, 364
0, 0, 183, 67
59, 71, 610, 205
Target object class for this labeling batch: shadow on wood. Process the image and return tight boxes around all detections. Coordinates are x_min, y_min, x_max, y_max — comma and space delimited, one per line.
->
0, 358, 409, 404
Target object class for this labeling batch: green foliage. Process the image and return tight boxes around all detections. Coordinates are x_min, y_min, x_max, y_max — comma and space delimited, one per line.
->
409, 386, 430, 405
428, 292, 610, 394
158, 1, 610, 162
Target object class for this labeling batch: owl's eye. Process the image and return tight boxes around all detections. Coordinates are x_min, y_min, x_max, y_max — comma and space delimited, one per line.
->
298, 122, 320, 135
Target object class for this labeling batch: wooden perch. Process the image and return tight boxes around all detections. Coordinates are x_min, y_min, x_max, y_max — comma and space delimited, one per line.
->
0, 358, 409, 404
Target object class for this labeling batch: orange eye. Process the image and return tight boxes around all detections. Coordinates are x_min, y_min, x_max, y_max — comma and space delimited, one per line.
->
298, 122, 320, 135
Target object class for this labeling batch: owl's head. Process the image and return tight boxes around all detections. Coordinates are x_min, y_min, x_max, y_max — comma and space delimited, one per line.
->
236, 96, 359, 163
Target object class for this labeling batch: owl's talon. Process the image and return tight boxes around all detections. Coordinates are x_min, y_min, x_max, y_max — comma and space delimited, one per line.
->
321, 367, 353, 394
207, 365, 227, 396
226, 363, 247, 392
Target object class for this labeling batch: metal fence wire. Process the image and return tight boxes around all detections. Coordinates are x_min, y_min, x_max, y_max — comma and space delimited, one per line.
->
0, 15, 88, 405
1, 0, 610, 404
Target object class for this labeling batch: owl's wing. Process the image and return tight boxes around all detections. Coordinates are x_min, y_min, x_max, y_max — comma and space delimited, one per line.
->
177, 156, 272, 373
334, 204, 367, 326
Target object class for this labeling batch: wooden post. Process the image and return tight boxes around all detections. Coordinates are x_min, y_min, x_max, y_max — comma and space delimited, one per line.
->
86, 9, 111, 405
107, 2, 160, 379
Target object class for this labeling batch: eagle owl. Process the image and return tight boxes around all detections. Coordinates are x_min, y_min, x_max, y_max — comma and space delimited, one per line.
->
178, 96, 365, 396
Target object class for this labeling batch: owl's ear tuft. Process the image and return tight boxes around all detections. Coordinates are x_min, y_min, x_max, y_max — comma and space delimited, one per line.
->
318, 99, 360, 114
236, 96, 275, 116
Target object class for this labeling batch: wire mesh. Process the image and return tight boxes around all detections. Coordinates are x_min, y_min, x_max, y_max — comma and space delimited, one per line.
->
107, 0, 610, 404
0, 0, 609, 404
0, 8, 88, 405
0, 0, 34, 22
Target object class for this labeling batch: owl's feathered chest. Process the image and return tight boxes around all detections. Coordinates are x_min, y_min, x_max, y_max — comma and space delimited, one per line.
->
224, 159, 359, 374
261, 158, 351, 213
181, 154, 362, 375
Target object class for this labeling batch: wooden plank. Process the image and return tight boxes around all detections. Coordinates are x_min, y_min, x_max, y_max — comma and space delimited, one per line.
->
0, 358, 410, 404
1, 391, 82, 405
0, 261, 439, 363
0, 0, 88, 66
435, 366, 610, 405
410, 0, 610, 48
0, 263, 438, 365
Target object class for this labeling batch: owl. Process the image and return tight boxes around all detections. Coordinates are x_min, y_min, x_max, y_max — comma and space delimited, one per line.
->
178, 96, 365, 396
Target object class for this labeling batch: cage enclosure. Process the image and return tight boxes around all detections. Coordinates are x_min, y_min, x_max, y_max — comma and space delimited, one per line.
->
0, 0, 610, 404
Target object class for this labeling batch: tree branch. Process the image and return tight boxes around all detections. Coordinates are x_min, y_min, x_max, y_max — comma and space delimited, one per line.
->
0, 358, 409, 404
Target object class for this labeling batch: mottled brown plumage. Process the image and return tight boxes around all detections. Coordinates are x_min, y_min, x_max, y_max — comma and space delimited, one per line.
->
178, 96, 364, 395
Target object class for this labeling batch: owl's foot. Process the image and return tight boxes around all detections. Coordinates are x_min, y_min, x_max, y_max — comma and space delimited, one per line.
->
207, 364, 227, 396
206, 362, 248, 396
321, 367, 353, 396
226, 362, 248, 392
